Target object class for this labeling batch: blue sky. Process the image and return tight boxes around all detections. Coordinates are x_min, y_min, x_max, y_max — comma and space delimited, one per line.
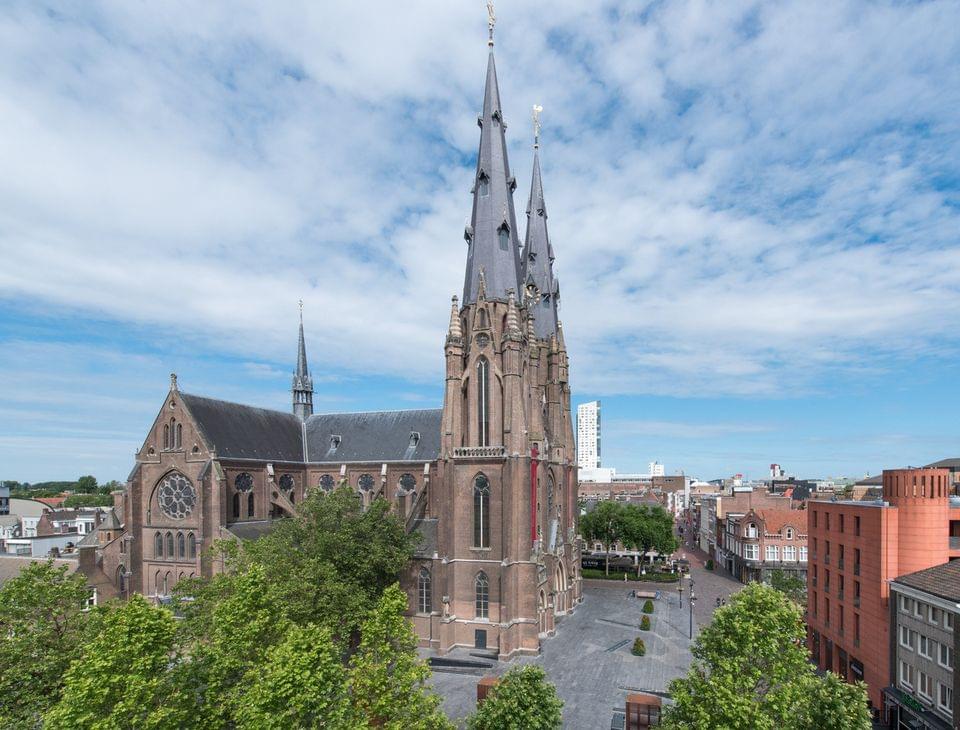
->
1, 1, 958, 482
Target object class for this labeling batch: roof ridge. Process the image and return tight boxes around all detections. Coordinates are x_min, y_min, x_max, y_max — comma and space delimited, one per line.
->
307, 407, 442, 417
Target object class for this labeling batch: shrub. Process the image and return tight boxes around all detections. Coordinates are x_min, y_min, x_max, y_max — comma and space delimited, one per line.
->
631, 638, 646, 656
706, 559, 714, 571
642, 600, 654, 614
640, 615, 651, 631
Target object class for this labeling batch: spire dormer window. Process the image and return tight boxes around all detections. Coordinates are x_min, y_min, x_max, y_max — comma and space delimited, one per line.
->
477, 358, 490, 447
478, 171, 489, 197
498, 224, 510, 252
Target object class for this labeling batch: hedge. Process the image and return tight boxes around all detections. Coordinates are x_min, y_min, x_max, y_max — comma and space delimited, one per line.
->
640, 615, 651, 631
581, 569, 679, 583
632, 638, 646, 656
642, 600, 655, 614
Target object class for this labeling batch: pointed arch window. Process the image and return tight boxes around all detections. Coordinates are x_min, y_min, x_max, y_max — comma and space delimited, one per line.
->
418, 567, 432, 614
177, 532, 185, 559
162, 424, 170, 450
475, 572, 489, 619
165, 532, 174, 558
477, 358, 489, 447
474, 474, 491, 548
247, 492, 255, 519
188, 532, 197, 559
175, 423, 182, 448
478, 171, 489, 197
498, 224, 510, 251
154, 532, 164, 559
232, 492, 241, 520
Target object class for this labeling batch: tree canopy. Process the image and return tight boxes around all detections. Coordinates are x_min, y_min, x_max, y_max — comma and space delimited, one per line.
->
0, 561, 94, 727
662, 583, 871, 730
467, 666, 563, 730
580, 500, 679, 574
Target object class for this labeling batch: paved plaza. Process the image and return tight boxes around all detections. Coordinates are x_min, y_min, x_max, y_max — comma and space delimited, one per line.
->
427, 558, 742, 729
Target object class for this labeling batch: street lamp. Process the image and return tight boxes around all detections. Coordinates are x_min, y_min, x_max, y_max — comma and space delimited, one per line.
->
688, 576, 696, 639
678, 581, 684, 609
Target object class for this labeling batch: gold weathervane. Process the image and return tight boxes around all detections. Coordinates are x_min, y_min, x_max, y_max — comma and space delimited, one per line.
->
487, 1, 496, 46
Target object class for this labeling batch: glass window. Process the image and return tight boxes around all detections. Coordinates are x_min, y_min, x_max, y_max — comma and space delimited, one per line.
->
939, 683, 953, 714
900, 625, 913, 649
247, 491, 255, 518
477, 358, 490, 447
929, 606, 940, 625
939, 642, 953, 670
319, 474, 336, 493
475, 572, 489, 619
232, 492, 241, 519
478, 172, 489, 197
165, 532, 174, 558
497, 226, 509, 251
918, 671, 933, 700
899, 660, 914, 689
919, 635, 933, 659
188, 532, 197, 560
799, 546, 808, 562
783, 545, 797, 562
946, 612, 954, 630
474, 474, 490, 548
765, 545, 778, 561
418, 567, 432, 614
915, 600, 924, 619
177, 532, 185, 559
854, 515, 860, 536
156, 472, 197, 520
154, 532, 164, 558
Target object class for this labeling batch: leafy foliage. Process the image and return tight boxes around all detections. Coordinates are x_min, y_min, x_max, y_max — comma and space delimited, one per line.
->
640, 615, 651, 631
76, 475, 99, 493
0, 561, 93, 727
769, 569, 806, 605
63, 493, 115, 508
662, 583, 871, 730
705, 559, 714, 570
632, 638, 646, 656
44, 595, 183, 729
581, 567, 679, 582
468, 666, 563, 730
349, 585, 452, 729
580, 501, 679, 575
642, 599, 655, 614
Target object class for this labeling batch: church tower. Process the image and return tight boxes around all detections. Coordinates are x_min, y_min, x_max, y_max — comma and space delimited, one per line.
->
435, 9, 580, 659
292, 304, 313, 420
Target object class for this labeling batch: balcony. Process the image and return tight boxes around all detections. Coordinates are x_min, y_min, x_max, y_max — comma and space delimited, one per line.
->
853, 564, 861, 576
452, 446, 506, 459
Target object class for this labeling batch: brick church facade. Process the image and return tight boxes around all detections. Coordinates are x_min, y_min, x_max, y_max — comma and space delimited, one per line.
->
79, 34, 581, 658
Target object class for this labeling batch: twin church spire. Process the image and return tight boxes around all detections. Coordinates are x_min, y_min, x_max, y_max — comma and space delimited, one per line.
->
461, 17, 560, 340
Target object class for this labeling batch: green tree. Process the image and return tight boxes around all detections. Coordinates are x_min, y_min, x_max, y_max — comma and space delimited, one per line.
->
234, 623, 357, 729
44, 595, 185, 729
662, 583, 870, 730
467, 665, 563, 730
76, 475, 99, 494
63, 493, 114, 508
0, 560, 93, 727
579, 500, 627, 574
769, 569, 806, 606
621, 503, 678, 572
349, 584, 452, 729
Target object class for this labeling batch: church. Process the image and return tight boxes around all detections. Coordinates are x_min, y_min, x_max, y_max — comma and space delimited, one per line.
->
79, 22, 582, 659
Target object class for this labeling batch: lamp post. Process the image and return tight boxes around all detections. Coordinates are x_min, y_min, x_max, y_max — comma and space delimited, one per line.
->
678, 581, 683, 608
688, 576, 696, 639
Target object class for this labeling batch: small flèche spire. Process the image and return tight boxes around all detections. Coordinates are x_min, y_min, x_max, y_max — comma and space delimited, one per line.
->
292, 302, 314, 420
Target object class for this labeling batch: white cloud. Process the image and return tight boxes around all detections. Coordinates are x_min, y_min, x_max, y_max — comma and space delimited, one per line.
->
1, 0, 958, 403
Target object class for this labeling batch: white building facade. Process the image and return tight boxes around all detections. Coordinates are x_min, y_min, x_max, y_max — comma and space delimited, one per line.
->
576, 401, 601, 470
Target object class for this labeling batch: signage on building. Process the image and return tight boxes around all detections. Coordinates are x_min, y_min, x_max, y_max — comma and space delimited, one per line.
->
849, 659, 863, 680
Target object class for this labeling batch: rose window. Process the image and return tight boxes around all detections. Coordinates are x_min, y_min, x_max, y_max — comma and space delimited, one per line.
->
157, 473, 197, 520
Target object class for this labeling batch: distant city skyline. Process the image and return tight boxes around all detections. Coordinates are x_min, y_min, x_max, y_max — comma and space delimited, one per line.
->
2, 2, 958, 481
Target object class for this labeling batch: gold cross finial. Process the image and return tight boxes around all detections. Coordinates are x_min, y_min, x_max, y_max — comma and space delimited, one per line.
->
532, 104, 543, 148
487, 1, 496, 46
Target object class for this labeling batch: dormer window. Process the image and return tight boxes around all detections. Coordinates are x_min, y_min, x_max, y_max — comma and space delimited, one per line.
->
478, 172, 489, 197
329, 435, 341, 451
498, 225, 510, 251
409, 432, 420, 449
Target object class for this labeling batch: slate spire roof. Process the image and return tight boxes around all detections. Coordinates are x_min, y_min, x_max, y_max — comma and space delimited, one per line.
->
462, 47, 522, 305
292, 304, 314, 420
520, 143, 559, 338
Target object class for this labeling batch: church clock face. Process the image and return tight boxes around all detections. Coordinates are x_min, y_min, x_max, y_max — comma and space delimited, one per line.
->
157, 472, 196, 520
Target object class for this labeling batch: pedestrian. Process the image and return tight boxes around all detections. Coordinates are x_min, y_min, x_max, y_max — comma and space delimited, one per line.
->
715, 596, 721, 608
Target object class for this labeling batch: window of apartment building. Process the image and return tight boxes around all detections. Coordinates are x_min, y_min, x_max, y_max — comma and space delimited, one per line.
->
939, 642, 953, 670
854, 612, 860, 643
811, 537, 817, 557
918, 635, 933, 659
783, 545, 797, 562
839, 606, 844, 634
939, 683, 953, 715
825, 540, 831, 560
914, 600, 925, 620
824, 569, 830, 592
799, 546, 808, 562
825, 598, 830, 625
854, 515, 860, 536
812, 511, 818, 528
785, 527, 794, 539
745, 522, 758, 538
838, 574, 845, 599
899, 660, 915, 689
838, 543, 845, 566
853, 547, 860, 574
918, 671, 934, 701
745, 544, 759, 560
929, 606, 940, 625
825, 513, 831, 530
839, 514, 845, 533
765, 545, 779, 561
854, 580, 860, 603
946, 613, 955, 631
812, 590, 818, 616
900, 625, 915, 650
812, 564, 818, 585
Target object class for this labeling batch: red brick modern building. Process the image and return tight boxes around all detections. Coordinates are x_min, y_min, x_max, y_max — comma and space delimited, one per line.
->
806, 468, 960, 721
